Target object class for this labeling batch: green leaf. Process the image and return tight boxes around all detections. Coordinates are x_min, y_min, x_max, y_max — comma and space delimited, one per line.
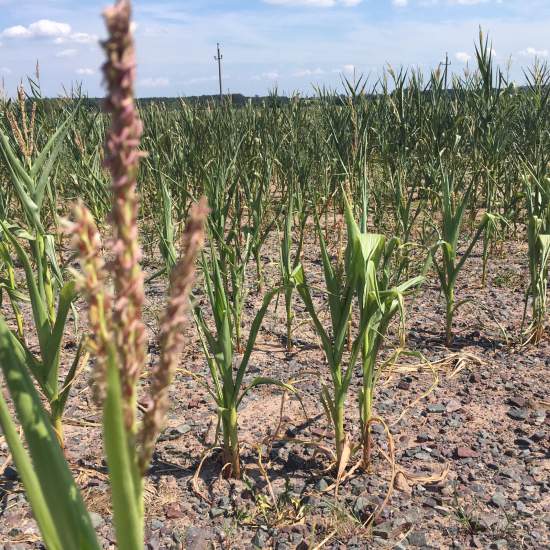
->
0, 131, 43, 232
44, 280, 76, 392
33, 109, 79, 210
0, 318, 101, 550
0, 391, 63, 550
0, 222, 51, 355
102, 346, 143, 550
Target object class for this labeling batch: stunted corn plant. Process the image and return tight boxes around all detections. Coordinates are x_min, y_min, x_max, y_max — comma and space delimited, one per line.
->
279, 190, 299, 351
523, 168, 550, 343
429, 164, 500, 344
0, 2, 207, 548
343, 197, 423, 467
194, 246, 291, 478
291, 196, 371, 471
519, 65, 550, 344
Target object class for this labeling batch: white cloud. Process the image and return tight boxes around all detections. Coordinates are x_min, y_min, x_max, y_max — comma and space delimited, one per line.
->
423, 0, 492, 4
54, 32, 98, 45
28, 19, 71, 38
139, 77, 170, 88
2, 25, 31, 38
252, 71, 280, 81
2, 19, 71, 39
1, 20, 97, 47
449, 0, 490, 4
56, 48, 77, 58
76, 68, 95, 75
264, 0, 361, 6
519, 47, 549, 57
343, 63, 355, 74
392, 0, 409, 7
0, 66, 11, 74
293, 67, 325, 77
455, 51, 471, 63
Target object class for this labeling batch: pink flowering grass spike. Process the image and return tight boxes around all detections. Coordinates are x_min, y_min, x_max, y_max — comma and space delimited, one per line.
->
102, 0, 147, 432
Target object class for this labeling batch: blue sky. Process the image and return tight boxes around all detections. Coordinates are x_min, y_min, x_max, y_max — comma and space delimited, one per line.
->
0, 0, 548, 97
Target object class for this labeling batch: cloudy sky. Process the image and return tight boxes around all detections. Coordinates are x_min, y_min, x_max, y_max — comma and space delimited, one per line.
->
0, 0, 548, 97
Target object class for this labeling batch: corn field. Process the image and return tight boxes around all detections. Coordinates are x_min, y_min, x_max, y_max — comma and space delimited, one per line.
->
0, 2, 548, 549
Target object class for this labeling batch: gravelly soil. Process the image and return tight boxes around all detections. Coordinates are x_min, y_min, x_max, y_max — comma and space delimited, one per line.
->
0, 228, 548, 550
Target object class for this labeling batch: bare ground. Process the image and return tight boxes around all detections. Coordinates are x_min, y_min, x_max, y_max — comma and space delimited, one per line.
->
0, 228, 548, 550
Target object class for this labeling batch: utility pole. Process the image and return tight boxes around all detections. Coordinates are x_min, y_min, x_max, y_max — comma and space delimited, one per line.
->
439, 52, 451, 89
214, 43, 223, 101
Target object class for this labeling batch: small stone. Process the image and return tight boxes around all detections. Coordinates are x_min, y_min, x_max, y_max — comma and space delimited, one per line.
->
89, 512, 104, 529
446, 399, 462, 413
398, 379, 411, 390
185, 527, 213, 550
515, 437, 534, 448
252, 528, 269, 548
515, 501, 532, 516
408, 531, 428, 547
507, 396, 527, 408
315, 478, 329, 492
372, 521, 393, 540
500, 467, 520, 480
479, 512, 500, 528
427, 403, 445, 413
147, 534, 161, 550
507, 408, 528, 421
164, 503, 185, 519
3, 466, 18, 481
394, 472, 412, 495
415, 451, 432, 460
455, 446, 479, 458
423, 497, 438, 508
491, 493, 507, 508
217, 496, 231, 509
175, 423, 192, 435
352, 496, 370, 516
150, 519, 164, 530
209, 507, 225, 518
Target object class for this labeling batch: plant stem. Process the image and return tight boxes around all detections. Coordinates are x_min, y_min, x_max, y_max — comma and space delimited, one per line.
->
333, 396, 346, 467
222, 406, 241, 479
446, 285, 455, 345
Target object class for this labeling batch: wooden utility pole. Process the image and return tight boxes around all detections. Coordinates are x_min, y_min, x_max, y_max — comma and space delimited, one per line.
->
214, 43, 223, 101
439, 52, 451, 89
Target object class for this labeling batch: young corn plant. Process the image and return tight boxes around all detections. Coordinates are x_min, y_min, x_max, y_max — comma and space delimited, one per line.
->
0, 222, 81, 445
279, 190, 299, 351
430, 167, 500, 345
194, 246, 290, 479
522, 170, 550, 343
0, 229, 27, 338
344, 198, 423, 468
291, 198, 370, 472
0, 88, 81, 445
144, 154, 180, 282
0, 2, 207, 548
